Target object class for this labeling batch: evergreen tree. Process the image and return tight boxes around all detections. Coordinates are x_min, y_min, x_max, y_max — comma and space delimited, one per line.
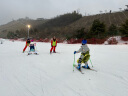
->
89, 19, 106, 38
7, 31, 15, 39
15, 30, 20, 38
75, 28, 85, 39
120, 19, 128, 37
107, 24, 118, 36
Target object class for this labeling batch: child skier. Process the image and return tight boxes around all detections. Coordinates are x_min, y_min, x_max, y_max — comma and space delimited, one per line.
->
74, 39, 90, 70
23, 38, 31, 53
29, 39, 36, 51
28, 39, 37, 55
50, 36, 57, 53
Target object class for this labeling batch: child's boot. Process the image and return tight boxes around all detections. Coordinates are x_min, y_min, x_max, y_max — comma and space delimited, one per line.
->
77, 64, 81, 70
82, 64, 90, 69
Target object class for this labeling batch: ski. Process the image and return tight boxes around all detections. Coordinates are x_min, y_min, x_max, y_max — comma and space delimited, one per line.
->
27, 52, 39, 56
50, 52, 60, 54
82, 66, 97, 72
74, 65, 84, 74
75, 67, 84, 74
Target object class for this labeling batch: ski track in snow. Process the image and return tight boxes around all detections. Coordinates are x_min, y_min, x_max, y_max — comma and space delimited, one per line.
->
0, 40, 128, 96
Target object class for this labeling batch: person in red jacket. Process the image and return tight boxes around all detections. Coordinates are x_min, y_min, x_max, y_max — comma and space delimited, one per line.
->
23, 38, 31, 53
50, 36, 57, 53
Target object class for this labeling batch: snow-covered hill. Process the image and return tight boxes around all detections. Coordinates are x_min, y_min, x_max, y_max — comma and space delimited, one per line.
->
0, 40, 128, 96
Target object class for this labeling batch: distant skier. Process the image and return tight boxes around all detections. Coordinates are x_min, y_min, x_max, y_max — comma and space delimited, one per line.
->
0, 39, 3, 44
28, 39, 37, 55
23, 38, 31, 53
74, 39, 90, 70
50, 36, 57, 53
29, 39, 38, 51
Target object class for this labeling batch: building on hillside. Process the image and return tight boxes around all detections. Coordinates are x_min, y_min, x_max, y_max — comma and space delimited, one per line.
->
125, 5, 128, 11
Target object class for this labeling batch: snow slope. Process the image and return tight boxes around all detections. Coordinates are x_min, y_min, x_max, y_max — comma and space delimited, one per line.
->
0, 40, 128, 96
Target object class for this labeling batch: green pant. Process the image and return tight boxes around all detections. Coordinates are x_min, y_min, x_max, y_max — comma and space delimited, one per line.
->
77, 51, 90, 64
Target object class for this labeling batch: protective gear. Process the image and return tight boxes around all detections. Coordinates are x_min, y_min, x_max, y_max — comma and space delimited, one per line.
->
82, 40, 87, 45
74, 51, 76, 54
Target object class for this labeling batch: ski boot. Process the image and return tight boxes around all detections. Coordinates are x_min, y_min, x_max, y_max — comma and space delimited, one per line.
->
53, 51, 56, 53
82, 64, 90, 69
34, 53, 38, 55
77, 64, 81, 70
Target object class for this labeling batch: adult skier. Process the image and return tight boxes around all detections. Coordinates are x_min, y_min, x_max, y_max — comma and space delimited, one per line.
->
74, 39, 90, 70
50, 36, 57, 53
23, 38, 31, 53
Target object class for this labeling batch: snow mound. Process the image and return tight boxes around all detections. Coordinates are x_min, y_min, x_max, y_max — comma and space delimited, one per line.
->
104, 36, 128, 45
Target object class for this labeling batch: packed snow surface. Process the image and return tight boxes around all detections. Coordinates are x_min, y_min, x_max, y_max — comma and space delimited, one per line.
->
0, 40, 128, 96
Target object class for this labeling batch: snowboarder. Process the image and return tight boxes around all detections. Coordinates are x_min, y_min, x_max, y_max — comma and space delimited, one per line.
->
74, 39, 90, 70
23, 38, 31, 53
50, 36, 57, 53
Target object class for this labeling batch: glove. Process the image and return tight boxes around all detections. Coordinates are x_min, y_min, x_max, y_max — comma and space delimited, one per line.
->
74, 51, 76, 54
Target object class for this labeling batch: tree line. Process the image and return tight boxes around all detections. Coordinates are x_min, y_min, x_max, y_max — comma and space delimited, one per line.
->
7, 13, 128, 39
71, 19, 128, 40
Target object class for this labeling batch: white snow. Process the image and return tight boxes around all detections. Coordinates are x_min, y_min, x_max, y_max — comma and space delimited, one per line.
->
0, 40, 128, 96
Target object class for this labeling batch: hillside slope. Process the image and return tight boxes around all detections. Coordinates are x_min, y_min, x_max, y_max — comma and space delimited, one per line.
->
0, 18, 47, 38
0, 11, 128, 39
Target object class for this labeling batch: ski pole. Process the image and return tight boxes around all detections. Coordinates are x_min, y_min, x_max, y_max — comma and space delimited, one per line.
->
73, 54, 75, 71
89, 58, 93, 67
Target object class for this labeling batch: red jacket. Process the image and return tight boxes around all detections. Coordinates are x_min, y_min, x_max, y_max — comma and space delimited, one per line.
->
26, 40, 31, 46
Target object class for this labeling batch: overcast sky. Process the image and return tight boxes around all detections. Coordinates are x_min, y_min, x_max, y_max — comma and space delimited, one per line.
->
0, 0, 128, 25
